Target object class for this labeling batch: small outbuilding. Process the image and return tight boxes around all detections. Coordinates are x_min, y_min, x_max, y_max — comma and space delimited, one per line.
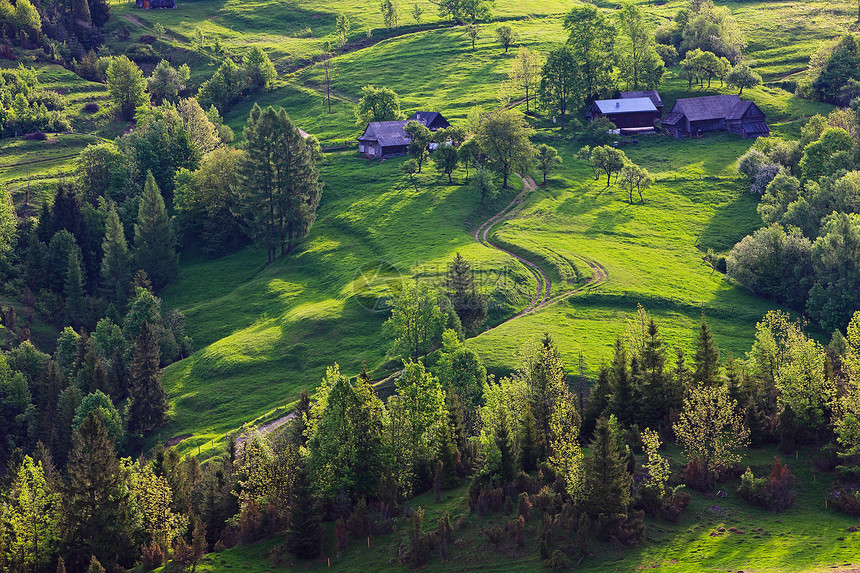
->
620, 90, 664, 116
662, 95, 769, 139
587, 97, 660, 130
357, 111, 450, 158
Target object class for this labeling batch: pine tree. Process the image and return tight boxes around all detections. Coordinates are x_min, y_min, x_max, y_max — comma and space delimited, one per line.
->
128, 321, 168, 434
286, 461, 322, 559
693, 316, 720, 386
437, 418, 460, 489
495, 410, 517, 483
520, 406, 539, 472
584, 365, 611, 439
134, 172, 178, 291
86, 555, 105, 573
585, 416, 631, 517
527, 334, 567, 444
64, 411, 134, 570
8, 456, 61, 571
608, 337, 636, 427
637, 318, 670, 429
64, 250, 86, 327
100, 208, 131, 305
442, 253, 487, 335
48, 183, 83, 241
238, 104, 322, 263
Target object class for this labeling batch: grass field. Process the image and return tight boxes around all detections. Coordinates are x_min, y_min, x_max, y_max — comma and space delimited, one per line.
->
182, 445, 860, 572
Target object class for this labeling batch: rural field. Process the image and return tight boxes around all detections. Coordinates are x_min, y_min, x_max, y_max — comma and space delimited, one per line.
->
2, 0, 860, 570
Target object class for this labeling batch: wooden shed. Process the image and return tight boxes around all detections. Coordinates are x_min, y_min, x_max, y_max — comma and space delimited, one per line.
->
662, 95, 769, 139
357, 111, 450, 158
620, 90, 664, 116
587, 97, 660, 130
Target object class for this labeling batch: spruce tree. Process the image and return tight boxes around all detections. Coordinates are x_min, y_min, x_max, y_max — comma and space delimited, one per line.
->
286, 461, 322, 559
637, 318, 669, 429
437, 417, 459, 489
48, 183, 83, 241
520, 406, 539, 472
64, 411, 134, 570
86, 555, 106, 573
134, 172, 178, 291
128, 321, 168, 434
778, 404, 796, 454
693, 316, 720, 386
527, 334, 567, 444
608, 337, 636, 427
442, 253, 487, 335
100, 208, 131, 305
238, 104, 322, 262
64, 250, 86, 327
585, 416, 631, 517
495, 410, 517, 483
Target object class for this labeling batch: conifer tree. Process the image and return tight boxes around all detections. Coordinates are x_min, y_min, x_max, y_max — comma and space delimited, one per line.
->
608, 337, 636, 426
100, 208, 131, 304
637, 318, 670, 429
238, 104, 322, 263
442, 253, 487, 334
64, 411, 134, 570
286, 461, 322, 559
520, 406, 539, 472
693, 317, 720, 386
128, 321, 168, 434
8, 456, 61, 571
585, 416, 631, 517
778, 403, 796, 454
526, 334, 567, 444
86, 555, 106, 573
64, 250, 86, 327
134, 172, 178, 291
495, 410, 518, 482
436, 417, 459, 489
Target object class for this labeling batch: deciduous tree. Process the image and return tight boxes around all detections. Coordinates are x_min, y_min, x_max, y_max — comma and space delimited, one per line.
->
355, 85, 404, 123
563, 5, 616, 101
539, 46, 582, 130
495, 24, 517, 53
474, 108, 534, 188
535, 143, 561, 185
509, 46, 540, 113
106, 55, 147, 121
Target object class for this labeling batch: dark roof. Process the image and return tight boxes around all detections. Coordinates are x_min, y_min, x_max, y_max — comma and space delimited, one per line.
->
742, 121, 770, 135
662, 111, 684, 126
410, 111, 448, 128
592, 97, 657, 114
669, 95, 745, 122
726, 100, 754, 120
620, 90, 663, 108
358, 120, 410, 147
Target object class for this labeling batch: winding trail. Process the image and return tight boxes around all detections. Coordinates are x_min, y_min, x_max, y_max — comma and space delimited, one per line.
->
229, 175, 609, 446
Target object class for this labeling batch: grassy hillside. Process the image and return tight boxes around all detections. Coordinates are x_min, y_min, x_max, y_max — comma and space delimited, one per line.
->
154, 0, 843, 458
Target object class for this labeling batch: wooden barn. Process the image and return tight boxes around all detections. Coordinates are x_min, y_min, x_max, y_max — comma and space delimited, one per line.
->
620, 90, 664, 116
587, 97, 660, 130
662, 95, 769, 139
136, 0, 175, 8
357, 112, 450, 158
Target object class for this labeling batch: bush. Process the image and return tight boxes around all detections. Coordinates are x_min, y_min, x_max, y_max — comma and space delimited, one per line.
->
660, 490, 691, 523
83, 102, 100, 113
125, 44, 158, 64
140, 543, 164, 570
139, 34, 157, 44
483, 525, 505, 544
831, 489, 860, 517
23, 130, 47, 140
737, 459, 797, 512
683, 458, 711, 492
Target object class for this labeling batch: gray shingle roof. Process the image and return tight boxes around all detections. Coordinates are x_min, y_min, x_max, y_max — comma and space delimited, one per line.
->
669, 95, 744, 122
620, 90, 663, 108
593, 97, 657, 114
358, 120, 410, 147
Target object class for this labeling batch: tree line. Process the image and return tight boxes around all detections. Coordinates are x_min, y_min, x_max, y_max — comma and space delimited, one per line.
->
728, 110, 860, 332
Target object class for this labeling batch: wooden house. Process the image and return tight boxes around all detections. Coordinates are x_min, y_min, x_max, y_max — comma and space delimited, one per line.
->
620, 90, 664, 116
662, 95, 769, 139
136, 0, 175, 8
357, 112, 450, 158
587, 97, 659, 130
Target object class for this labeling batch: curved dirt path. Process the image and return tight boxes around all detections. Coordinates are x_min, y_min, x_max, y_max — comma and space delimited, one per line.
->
229, 175, 609, 445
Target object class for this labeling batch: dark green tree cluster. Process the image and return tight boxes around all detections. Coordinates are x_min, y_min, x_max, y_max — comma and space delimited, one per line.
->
0, 67, 71, 138
197, 47, 277, 113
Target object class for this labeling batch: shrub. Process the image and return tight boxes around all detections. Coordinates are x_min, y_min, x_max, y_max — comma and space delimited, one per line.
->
660, 489, 691, 522
832, 489, 860, 517
737, 459, 797, 512
23, 130, 47, 140
82, 102, 100, 113
125, 44, 158, 63
683, 457, 711, 492
139, 34, 157, 44
483, 525, 505, 544
517, 492, 531, 521
140, 543, 164, 570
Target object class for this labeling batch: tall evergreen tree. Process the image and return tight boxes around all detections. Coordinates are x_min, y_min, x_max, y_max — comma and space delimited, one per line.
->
48, 183, 83, 241
693, 317, 720, 386
128, 321, 168, 435
608, 338, 636, 426
525, 334, 567, 444
286, 460, 322, 559
442, 253, 487, 335
64, 250, 86, 327
494, 409, 518, 482
637, 318, 670, 429
585, 416, 631, 517
63, 411, 134, 570
238, 104, 322, 263
134, 171, 178, 291
7, 456, 61, 572
100, 208, 131, 305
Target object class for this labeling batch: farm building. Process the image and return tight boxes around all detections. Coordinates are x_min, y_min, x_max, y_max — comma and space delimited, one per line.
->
620, 90, 663, 116
357, 112, 450, 158
587, 97, 660, 131
662, 95, 770, 139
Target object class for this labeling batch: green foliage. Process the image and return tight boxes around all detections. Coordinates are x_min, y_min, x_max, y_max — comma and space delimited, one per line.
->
726, 62, 762, 96
563, 4, 615, 100
147, 59, 190, 105
585, 416, 631, 517
6, 457, 61, 571
539, 47, 581, 131
799, 127, 853, 182
0, 185, 15, 262
129, 322, 169, 435
243, 46, 277, 90
384, 280, 446, 361
617, 1, 664, 91
106, 55, 147, 121
494, 24, 517, 53
535, 144, 561, 185
355, 85, 404, 123
73, 391, 123, 447
474, 108, 534, 188
134, 171, 178, 291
